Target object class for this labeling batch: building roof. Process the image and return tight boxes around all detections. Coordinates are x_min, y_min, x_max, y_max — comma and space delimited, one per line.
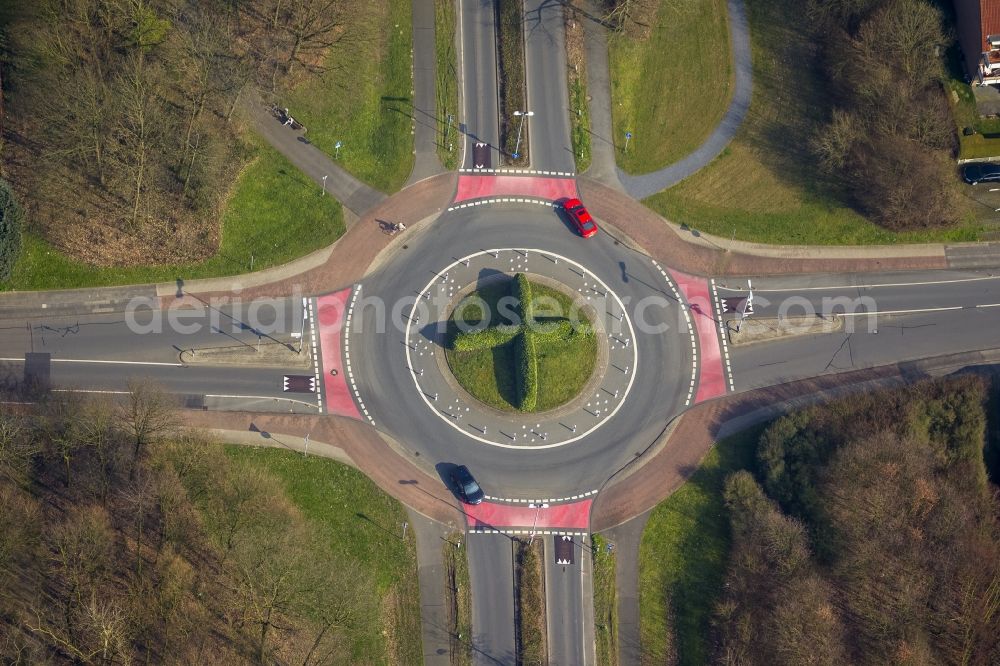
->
982, 0, 1000, 50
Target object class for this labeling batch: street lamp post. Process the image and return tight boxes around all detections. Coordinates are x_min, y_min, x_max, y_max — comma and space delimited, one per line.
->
512, 110, 534, 159
321, 175, 328, 196
528, 502, 549, 545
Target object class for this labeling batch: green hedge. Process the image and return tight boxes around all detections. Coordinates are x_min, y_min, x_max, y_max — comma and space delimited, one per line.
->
514, 272, 533, 323
452, 324, 521, 351
516, 330, 538, 411
533, 320, 593, 346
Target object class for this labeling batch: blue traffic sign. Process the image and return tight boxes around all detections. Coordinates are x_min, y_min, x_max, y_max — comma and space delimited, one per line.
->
512, 153, 520, 159
625, 132, 632, 139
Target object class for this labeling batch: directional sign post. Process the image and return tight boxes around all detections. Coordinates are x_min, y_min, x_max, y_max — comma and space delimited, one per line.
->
334, 141, 342, 159
624, 131, 633, 154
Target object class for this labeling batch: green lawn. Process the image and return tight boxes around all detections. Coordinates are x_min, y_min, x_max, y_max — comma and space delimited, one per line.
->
638, 426, 762, 664
592, 533, 618, 666
286, 0, 414, 192
643, 0, 990, 245
609, 0, 732, 173
225, 446, 422, 665
1, 139, 344, 291
445, 280, 597, 412
436, 0, 460, 170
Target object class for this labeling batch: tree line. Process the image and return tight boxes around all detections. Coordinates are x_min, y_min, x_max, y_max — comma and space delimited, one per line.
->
0, 0, 343, 268
712, 376, 1000, 664
0, 384, 377, 663
809, 0, 959, 230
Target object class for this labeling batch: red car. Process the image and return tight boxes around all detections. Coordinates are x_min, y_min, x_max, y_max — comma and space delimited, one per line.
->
563, 198, 598, 238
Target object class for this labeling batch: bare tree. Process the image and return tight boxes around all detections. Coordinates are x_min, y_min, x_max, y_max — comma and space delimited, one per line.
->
118, 380, 175, 469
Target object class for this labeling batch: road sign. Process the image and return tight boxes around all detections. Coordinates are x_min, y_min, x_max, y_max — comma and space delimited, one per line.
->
625, 131, 632, 139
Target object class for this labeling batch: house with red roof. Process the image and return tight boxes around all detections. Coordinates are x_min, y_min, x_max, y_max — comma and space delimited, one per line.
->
955, 0, 1000, 85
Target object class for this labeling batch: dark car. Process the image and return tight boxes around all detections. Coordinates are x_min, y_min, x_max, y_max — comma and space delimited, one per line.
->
450, 465, 485, 505
962, 162, 1000, 185
563, 198, 599, 238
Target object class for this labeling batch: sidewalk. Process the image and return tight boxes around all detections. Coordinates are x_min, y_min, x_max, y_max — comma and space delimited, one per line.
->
578, 0, 622, 191
407, 0, 447, 186
248, 99, 387, 218
409, 509, 456, 665
578, 178, 950, 276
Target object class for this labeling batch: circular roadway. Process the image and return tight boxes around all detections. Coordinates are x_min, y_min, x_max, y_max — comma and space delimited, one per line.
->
349, 204, 695, 499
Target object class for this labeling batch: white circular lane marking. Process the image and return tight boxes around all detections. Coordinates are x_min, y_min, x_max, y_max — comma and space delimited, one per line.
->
404, 248, 639, 449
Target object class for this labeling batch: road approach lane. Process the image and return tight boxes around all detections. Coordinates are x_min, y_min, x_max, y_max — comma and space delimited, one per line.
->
462, 0, 501, 169
469, 534, 517, 665
721, 272, 1000, 391
544, 535, 594, 666
524, 0, 575, 173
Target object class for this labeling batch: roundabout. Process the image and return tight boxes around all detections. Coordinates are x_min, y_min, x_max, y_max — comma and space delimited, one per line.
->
404, 248, 637, 448
346, 203, 698, 498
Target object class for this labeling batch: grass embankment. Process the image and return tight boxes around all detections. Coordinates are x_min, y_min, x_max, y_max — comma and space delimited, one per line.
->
2, 139, 344, 291
444, 532, 473, 665
286, 0, 413, 192
497, 0, 529, 167
445, 279, 597, 412
225, 446, 422, 665
591, 534, 618, 666
515, 539, 546, 665
609, 0, 732, 173
644, 0, 988, 245
638, 427, 763, 664
436, 0, 461, 170
566, 1, 592, 172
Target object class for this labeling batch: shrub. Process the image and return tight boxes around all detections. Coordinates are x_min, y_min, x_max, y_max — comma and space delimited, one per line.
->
516, 330, 538, 411
451, 324, 521, 351
513, 273, 533, 323
0, 180, 23, 281
533, 320, 594, 347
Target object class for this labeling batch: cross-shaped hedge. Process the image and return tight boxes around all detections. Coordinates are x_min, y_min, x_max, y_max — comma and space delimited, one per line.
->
451, 274, 593, 411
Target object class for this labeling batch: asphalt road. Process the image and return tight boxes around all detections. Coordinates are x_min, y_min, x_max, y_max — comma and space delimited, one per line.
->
0, 299, 317, 412
721, 272, 1000, 391
524, 0, 575, 173
544, 535, 594, 666
461, 0, 501, 169
468, 533, 517, 665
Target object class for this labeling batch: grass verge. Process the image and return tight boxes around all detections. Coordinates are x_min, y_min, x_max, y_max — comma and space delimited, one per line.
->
497, 0, 529, 167
445, 280, 597, 412
566, 1, 591, 172
436, 0, 461, 170
286, 0, 413, 192
609, 0, 732, 173
444, 531, 473, 665
592, 533, 618, 666
638, 426, 763, 664
516, 538, 546, 665
224, 445, 422, 665
1, 139, 344, 291
643, 0, 989, 245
